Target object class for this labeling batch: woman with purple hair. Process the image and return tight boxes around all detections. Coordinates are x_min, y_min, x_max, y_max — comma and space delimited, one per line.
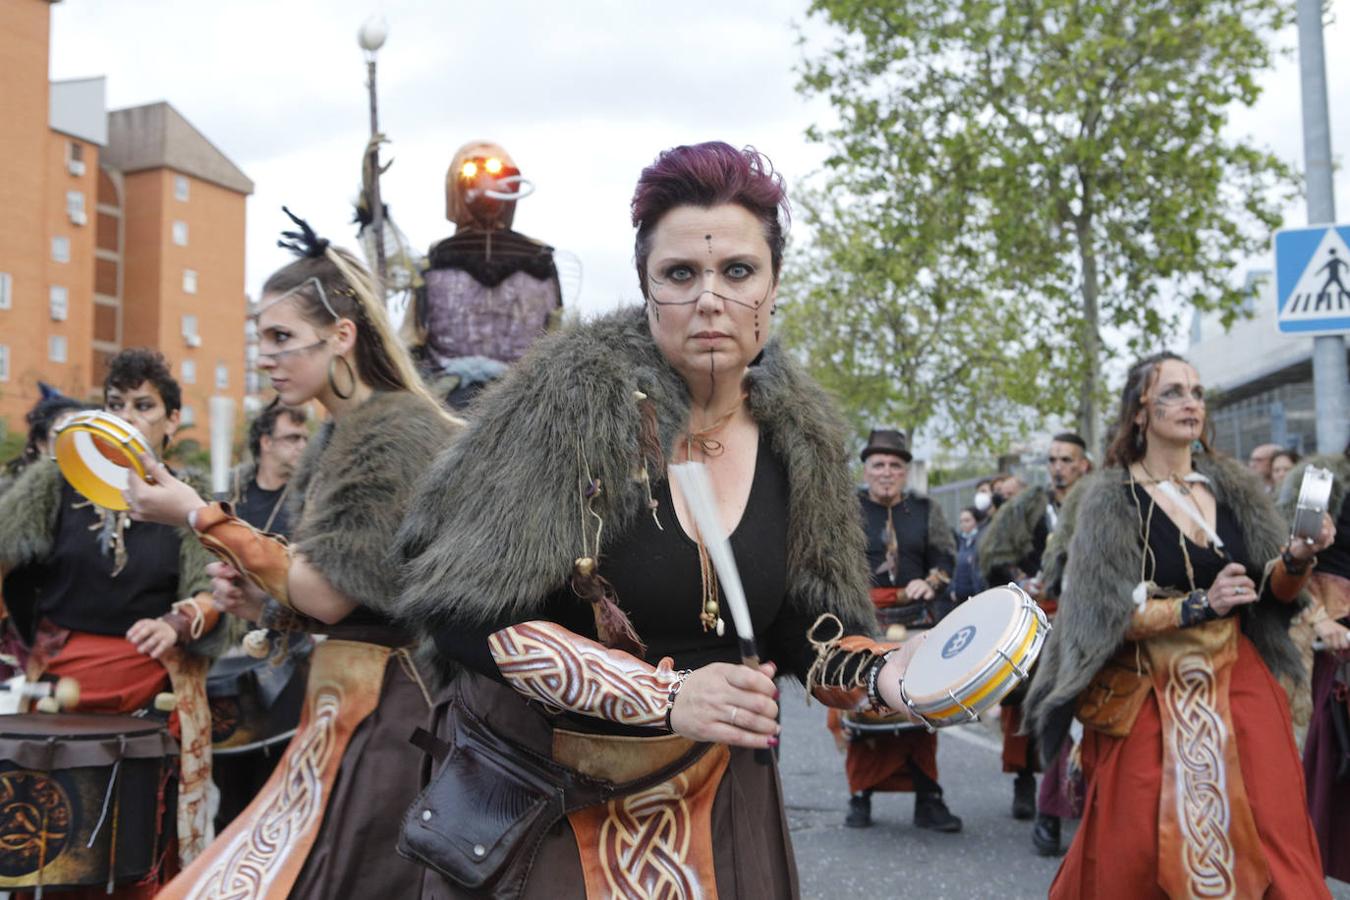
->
393, 143, 925, 896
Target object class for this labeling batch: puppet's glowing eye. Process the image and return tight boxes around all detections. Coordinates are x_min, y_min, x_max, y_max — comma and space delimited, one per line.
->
461, 161, 479, 179
484, 158, 503, 175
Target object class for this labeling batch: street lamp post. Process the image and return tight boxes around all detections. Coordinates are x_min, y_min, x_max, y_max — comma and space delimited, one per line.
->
358, 16, 388, 289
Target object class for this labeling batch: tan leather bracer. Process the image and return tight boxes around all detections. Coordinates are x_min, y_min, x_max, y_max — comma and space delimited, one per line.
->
192, 501, 293, 605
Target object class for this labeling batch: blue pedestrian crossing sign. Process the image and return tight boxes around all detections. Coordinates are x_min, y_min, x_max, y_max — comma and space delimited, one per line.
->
1274, 224, 1350, 334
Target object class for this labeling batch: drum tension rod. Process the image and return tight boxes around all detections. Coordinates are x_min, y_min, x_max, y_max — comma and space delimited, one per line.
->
946, 690, 980, 725
995, 648, 1028, 681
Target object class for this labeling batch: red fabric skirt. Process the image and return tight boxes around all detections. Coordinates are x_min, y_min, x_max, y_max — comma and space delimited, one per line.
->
1052, 634, 1328, 899
1001, 702, 1037, 773
46, 630, 172, 715
843, 726, 938, 794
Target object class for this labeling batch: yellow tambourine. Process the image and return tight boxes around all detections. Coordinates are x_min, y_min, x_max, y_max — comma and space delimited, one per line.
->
52, 411, 156, 511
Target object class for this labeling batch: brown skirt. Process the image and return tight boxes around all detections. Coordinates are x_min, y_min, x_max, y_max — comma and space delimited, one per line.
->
420, 674, 800, 900
160, 640, 433, 899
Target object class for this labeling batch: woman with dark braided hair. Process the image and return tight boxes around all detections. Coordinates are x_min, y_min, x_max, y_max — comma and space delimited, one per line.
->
1024, 351, 1335, 898
0, 350, 228, 895
125, 210, 460, 899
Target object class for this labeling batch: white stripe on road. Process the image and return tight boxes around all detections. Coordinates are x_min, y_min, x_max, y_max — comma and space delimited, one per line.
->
941, 723, 1003, 755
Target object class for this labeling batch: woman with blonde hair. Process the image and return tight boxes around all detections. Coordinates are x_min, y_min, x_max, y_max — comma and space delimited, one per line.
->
126, 210, 460, 899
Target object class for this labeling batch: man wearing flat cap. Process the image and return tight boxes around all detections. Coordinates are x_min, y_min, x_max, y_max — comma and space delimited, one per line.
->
831, 428, 961, 831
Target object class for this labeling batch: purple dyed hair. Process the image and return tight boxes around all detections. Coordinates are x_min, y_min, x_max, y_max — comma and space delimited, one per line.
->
630, 142, 790, 300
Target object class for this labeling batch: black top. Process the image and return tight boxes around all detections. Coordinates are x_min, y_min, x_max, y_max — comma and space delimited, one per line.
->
234, 479, 292, 538
424, 229, 559, 287
26, 481, 185, 637
1023, 513, 1051, 579
1133, 483, 1265, 599
858, 492, 953, 588
1319, 496, 1350, 581
436, 438, 836, 687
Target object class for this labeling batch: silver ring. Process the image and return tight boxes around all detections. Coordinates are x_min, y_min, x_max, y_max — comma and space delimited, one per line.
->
729, 707, 740, 727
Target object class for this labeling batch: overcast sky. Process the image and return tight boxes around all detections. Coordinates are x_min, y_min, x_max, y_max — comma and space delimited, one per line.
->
48, 0, 1350, 324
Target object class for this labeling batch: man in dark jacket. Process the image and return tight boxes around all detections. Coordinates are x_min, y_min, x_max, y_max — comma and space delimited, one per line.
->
212, 401, 310, 830
838, 429, 961, 832
979, 432, 1090, 855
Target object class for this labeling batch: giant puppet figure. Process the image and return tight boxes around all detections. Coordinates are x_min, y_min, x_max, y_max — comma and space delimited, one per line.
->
405, 141, 563, 409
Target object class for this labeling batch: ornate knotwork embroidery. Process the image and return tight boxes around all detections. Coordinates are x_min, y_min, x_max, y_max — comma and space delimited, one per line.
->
194, 689, 342, 898
598, 774, 703, 900
0, 771, 72, 877
1166, 652, 1235, 899
488, 622, 679, 727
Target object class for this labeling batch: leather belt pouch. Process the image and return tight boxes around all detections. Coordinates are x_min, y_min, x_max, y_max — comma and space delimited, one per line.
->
398, 707, 566, 894
1076, 647, 1151, 737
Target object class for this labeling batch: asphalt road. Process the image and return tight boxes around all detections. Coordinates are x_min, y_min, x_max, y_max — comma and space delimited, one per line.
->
776, 683, 1350, 900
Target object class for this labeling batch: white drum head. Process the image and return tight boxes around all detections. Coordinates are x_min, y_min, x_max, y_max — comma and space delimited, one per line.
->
904, 587, 1023, 705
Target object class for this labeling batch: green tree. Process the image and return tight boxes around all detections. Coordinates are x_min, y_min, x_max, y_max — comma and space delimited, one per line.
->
787, 0, 1297, 453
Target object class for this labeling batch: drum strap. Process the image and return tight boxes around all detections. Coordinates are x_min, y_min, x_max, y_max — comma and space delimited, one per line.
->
1143, 619, 1270, 899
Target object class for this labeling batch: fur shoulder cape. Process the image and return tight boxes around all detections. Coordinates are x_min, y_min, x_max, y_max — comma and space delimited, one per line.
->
0, 458, 224, 653
394, 306, 874, 668
978, 484, 1049, 583
1023, 454, 1305, 759
1039, 478, 1089, 594
1278, 452, 1349, 524
0, 459, 64, 569
288, 390, 459, 617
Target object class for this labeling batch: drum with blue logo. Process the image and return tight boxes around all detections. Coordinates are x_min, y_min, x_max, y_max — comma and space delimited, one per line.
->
898, 584, 1050, 728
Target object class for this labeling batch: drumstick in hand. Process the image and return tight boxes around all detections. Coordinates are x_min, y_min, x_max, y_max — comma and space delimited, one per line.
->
670, 462, 773, 763
669, 463, 759, 667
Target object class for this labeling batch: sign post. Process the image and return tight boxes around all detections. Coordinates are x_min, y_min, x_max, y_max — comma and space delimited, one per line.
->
1293, 0, 1348, 454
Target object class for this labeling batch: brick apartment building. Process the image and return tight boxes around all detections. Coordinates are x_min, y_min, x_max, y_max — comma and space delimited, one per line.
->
0, 0, 252, 443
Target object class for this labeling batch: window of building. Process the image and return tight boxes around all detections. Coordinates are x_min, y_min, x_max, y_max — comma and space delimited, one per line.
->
175, 175, 189, 202
182, 359, 196, 384
49, 286, 68, 321
181, 405, 196, 426
49, 335, 67, 364
182, 314, 198, 340
172, 221, 188, 246
215, 362, 229, 390
0, 273, 11, 310
66, 191, 86, 222
52, 236, 70, 263
66, 143, 86, 177
0, 345, 8, 381
183, 269, 198, 294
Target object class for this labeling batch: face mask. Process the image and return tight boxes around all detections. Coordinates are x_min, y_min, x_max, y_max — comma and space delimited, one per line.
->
960, 526, 977, 539
973, 492, 992, 513
992, 492, 1006, 510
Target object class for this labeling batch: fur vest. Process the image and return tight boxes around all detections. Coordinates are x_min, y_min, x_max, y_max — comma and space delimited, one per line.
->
394, 306, 874, 678
287, 390, 459, 618
1023, 454, 1306, 758
978, 484, 1050, 584
1278, 452, 1350, 524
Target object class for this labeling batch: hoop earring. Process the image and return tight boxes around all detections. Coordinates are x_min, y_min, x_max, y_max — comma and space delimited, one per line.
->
328, 355, 356, 400
1133, 426, 1145, 452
